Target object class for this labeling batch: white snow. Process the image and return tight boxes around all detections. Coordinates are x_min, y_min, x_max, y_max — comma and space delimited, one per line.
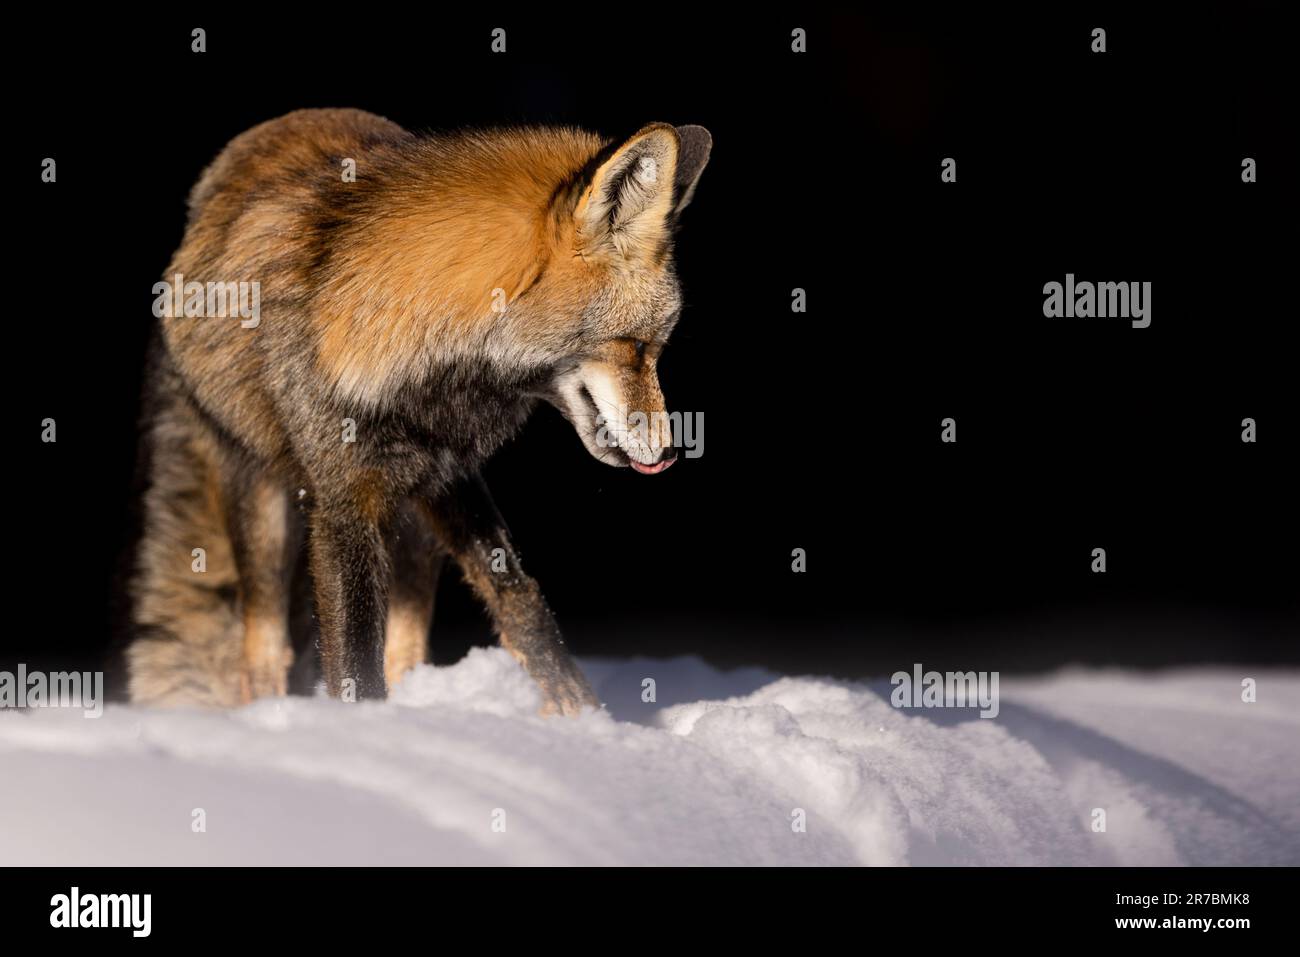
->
1, 649, 1296, 865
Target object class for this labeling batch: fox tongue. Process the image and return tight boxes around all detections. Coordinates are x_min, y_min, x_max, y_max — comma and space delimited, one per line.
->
630, 458, 673, 475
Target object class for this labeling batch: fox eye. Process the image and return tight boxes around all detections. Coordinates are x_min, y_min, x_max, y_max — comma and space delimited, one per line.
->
634, 340, 647, 360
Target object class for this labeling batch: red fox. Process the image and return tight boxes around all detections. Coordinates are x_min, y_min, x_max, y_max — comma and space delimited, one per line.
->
128, 109, 711, 715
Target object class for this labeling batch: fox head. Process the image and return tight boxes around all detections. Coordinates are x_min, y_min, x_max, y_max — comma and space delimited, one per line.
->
311, 120, 710, 473
525, 123, 711, 474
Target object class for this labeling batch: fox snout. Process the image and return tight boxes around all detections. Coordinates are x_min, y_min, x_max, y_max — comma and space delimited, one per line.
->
551, 348, 678, 473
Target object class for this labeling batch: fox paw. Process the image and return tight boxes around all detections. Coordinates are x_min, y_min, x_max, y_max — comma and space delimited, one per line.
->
238, 651, 292, 704
536, 667, 601, 718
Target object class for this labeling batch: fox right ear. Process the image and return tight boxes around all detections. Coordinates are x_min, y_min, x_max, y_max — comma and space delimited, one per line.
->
670, 125, 711, 217
575, 125, 679, 263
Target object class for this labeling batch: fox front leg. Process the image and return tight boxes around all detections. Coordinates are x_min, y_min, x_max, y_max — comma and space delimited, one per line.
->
383, 498, 445, 688
308, 499, 392, 701
422, 474, 599, 717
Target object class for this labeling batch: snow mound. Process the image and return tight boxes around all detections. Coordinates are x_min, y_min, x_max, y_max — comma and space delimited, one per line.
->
1, 649, 1296, 865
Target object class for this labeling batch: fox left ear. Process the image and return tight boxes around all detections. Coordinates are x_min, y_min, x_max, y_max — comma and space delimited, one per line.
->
576, 124, 682, 262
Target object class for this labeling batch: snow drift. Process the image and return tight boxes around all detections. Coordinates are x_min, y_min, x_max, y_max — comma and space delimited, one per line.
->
1, 649, 1296, 866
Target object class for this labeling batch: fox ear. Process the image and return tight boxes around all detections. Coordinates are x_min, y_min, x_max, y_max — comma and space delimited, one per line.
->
575, 124, 679, 262
671, 125, 711, 217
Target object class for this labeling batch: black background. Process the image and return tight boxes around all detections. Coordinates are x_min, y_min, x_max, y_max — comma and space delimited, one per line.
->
0, 865, 1287, 942
1, 865, 1286, 942
12, 7, 1297, 685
